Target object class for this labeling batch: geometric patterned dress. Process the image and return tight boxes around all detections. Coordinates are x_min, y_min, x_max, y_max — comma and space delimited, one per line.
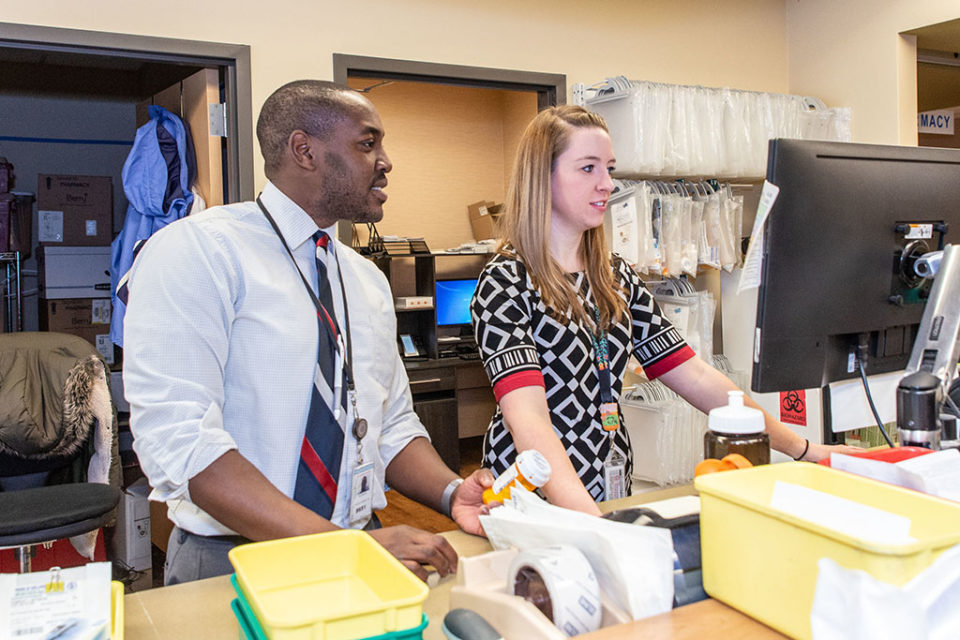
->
471, 253, 695, 500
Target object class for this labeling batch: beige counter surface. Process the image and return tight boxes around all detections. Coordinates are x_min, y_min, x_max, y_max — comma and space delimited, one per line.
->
125, 484, 785, 639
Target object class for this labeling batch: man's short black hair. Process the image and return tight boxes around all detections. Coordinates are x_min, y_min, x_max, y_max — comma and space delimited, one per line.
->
256, 80, 357, 175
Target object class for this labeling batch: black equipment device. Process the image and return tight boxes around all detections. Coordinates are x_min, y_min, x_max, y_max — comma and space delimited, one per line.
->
752, 140, 960, 394
895, 243, 960, 448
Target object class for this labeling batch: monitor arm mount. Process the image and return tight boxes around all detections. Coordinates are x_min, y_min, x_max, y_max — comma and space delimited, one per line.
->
898, 243, 960, 449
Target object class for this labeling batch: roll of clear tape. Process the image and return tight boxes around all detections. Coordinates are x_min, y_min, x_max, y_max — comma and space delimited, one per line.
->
507, 545, 602, 637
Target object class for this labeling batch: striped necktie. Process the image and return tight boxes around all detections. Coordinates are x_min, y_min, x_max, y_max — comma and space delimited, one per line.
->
292, 231, 348, 518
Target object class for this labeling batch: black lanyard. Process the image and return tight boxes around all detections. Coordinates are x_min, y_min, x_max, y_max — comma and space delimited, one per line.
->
256, 196, 356, 393
586, 301, 614, 404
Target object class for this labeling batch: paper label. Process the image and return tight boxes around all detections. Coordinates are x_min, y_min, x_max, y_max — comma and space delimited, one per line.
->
780, 390, 807, 426
737, 180, 780, 293
91, 299, 111, 324
85, 219, 98, 236
38, 210, 64, 242
904, 223, 933, 240
95, 334, 114, 365
610, 198, 639, 266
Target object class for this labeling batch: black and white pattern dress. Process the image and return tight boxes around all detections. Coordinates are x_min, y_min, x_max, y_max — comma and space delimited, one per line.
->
471, 253, 695, 500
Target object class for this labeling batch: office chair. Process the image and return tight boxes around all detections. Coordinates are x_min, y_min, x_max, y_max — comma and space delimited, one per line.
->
0, 331, 121, 572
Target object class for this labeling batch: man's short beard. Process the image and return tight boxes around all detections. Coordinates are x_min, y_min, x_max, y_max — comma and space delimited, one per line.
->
319, 150, 382, 224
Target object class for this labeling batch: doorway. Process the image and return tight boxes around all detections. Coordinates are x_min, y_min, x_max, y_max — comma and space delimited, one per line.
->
332, 54, 565, 249
906, 18, 960, 149
0, 22, 254, 331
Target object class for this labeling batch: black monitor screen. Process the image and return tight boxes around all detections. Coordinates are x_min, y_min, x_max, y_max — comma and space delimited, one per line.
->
752, 139, 960, 393
436, 278, 479, 327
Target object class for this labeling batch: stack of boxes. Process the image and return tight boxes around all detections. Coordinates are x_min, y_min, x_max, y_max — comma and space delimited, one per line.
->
36, 174, 116, 366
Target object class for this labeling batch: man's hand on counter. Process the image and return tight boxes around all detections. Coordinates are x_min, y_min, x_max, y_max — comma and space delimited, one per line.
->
367, 525, 459, 582
451, 468, 496, 537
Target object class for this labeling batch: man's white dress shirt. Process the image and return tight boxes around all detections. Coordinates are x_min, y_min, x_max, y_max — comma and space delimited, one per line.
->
123, 181, 428, 534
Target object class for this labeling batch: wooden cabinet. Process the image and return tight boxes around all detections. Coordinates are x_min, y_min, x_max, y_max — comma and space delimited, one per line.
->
412, 396, 459, 473
373, 252, 496, 462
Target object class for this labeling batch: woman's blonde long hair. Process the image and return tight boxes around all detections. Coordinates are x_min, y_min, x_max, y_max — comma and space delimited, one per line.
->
497, 105, 626, 331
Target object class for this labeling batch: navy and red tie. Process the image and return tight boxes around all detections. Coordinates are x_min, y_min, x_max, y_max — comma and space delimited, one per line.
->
293, 231, 348, 518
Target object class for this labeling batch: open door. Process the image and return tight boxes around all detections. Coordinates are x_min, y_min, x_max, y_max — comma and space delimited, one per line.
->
135, 68, 225, 207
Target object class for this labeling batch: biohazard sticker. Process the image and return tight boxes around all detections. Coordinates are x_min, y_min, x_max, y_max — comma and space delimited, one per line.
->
780, 390, 806, 426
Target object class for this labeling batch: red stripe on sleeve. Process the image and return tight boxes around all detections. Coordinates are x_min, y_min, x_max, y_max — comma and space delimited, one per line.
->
492, 370, 545, 402
642, 345, 696, 380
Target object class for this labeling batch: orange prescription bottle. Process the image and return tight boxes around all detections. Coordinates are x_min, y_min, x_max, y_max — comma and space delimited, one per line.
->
482, 449, 552, 504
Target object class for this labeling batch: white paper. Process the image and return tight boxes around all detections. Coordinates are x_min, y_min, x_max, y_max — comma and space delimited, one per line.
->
610, 197, 639, 266
770, 481, 915, 545
0, 563, 111, 640
480, 487, 675, 620
830, 453, 922, 491
811, 543, 960, 640
829, 449, 960, 503
827, 371, 901, 432
896, 449, 960, 502
737, 180, 779, 293
38, 209, 64, 243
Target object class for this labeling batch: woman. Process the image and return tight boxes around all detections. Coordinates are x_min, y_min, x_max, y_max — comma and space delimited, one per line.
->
470, 105, 856, 514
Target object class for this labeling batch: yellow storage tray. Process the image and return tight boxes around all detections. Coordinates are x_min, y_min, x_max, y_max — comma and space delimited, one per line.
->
228, 530, 428, 640
695, 462, 960, 640
111, 580, 124, 640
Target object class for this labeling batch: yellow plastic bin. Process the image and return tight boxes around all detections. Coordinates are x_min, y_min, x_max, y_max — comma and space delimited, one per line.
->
228, 530, 428, 640
111, 580, 124, 640
695, 462, 960, 640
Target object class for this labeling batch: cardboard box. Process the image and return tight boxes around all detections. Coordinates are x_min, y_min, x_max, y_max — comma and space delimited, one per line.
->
37, 245, 112, 299
467, 200, 503, 241
37, 174, 113, 246
150, 499, 175, 554
39, 297, 117, 366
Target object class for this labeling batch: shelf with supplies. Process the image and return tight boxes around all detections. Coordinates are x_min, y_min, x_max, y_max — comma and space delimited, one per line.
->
370, 250, 496, 465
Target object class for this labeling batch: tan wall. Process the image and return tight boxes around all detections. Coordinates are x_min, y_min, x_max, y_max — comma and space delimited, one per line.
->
345, 78, 536, 252
3, 0, 790, 191
785, 0, 960, 145
918, 63, 960, 111
13, 1, 960, 188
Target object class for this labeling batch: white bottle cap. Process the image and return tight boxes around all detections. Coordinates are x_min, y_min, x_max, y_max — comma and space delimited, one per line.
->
515, 449, 552, 486
708, 390, 765, 434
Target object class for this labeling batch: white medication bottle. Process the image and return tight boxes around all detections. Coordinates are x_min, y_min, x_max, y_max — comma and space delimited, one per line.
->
482, 449, 552, 504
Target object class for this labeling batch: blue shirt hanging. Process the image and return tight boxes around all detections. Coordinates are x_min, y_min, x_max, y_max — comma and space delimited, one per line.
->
110, 105, 196, 347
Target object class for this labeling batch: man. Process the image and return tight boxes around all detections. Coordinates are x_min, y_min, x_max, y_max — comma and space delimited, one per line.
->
123, 80, 492, 585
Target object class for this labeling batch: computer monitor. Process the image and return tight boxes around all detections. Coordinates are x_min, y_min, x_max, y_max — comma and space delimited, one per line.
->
435, 278, 479, 328
752, 139, 960, 393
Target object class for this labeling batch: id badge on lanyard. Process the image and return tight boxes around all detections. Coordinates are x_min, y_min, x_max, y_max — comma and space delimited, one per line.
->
255, 197, 375, 526
593, 314, 626, 500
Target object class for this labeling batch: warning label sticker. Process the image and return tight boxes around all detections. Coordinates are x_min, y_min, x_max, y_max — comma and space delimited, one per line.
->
780, 390, 806, 426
